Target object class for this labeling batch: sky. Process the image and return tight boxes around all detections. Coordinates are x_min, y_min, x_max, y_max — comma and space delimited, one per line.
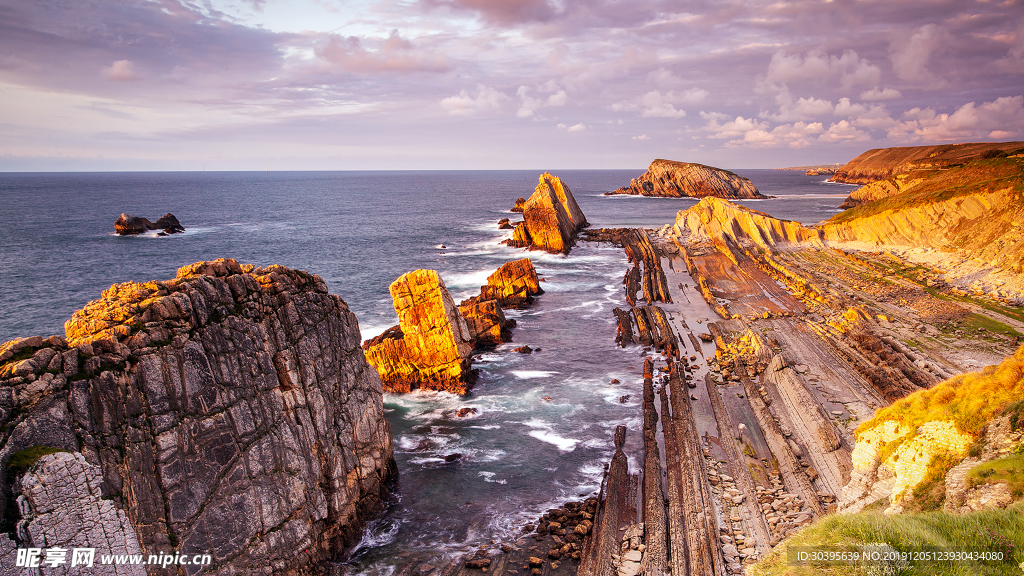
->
1, 0, 1023, 171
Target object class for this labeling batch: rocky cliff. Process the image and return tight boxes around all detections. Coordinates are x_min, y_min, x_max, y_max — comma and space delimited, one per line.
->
608, 159, 766, 199
841, 344, 1024, 514
0, 258, 396, 575
822, 156, 1024, 275
830, 141, 1024, 186
504, 173, 588, 254
362, 270, 475, 394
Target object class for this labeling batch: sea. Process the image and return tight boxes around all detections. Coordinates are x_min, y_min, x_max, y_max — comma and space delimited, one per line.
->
0, 169, 856, 572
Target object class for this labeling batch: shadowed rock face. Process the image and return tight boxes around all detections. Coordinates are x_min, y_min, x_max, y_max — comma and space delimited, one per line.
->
0, 258, 396, 575
608, 159, 766, 199
504, 173, 588, 254
115, 212, 186, 235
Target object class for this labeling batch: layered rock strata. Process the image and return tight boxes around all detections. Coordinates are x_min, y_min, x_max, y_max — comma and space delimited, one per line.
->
504, 173, 588, 254
0, 258, 396, 575
115, 213, 185, 235
608, 159, 767, 199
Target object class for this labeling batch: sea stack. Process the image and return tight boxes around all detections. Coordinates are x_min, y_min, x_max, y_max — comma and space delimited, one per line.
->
0, 258, 396, 575
504, 172, 589, 254
363, 269, 476, 394
608, 159, 766, 199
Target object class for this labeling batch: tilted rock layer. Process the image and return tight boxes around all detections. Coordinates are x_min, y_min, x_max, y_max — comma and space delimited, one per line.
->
0, 258, 396, 575
362, 269, 475, 394
505, 173, 588, 254
610, 159, 766, 199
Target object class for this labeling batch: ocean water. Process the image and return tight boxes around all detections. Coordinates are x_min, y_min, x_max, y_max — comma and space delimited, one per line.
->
0, 168, 855, 571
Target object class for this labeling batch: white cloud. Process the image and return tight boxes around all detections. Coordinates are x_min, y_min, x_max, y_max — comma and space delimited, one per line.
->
614, 88, 707, 119
818, 120, 870, 142
763, 49, 880, 90
890, 24, 946, 86
701, 112, 769, 139
888, 96, 1024, 142
557, 123, 586, 132
724, 121, 825, 148
317, 30, 449, 74
517, 81, 568, 118
102, 60, 139, 81
860, 87, 902, 101
440, 86, 507, 116
996, 18, 1024, 73
632, 134, 650, 140
767, 94, 834, 121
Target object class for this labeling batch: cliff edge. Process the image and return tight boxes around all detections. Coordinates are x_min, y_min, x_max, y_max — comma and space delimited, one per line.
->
0, 258, 396, 575
609, 159, 766, 199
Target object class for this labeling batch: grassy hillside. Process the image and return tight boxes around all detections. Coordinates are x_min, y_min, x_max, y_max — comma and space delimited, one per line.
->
749, 504, 1024, 576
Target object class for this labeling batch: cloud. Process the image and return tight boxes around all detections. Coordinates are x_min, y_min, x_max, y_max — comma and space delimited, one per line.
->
516, 81, 567, 118
612, 88, 706, 119
860, 87, 902, 101
890, 23, 947, 86
763, 49, 880, 91
102, 60, 139, 81
996, 18, 1024, 73
818, 120, 870, 143
632, 134, 650, 140
440, 86, 507, 115
766, 94, 834, 122
316, 30, 449, 73
701, 113, 769, 139
888, 96, 1024, 142
726, 121, 825, 149
557, 123, 585, 132
421, 0, 556, 25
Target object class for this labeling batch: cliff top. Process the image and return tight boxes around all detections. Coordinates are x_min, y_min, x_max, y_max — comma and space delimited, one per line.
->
831, 141, 1024, 185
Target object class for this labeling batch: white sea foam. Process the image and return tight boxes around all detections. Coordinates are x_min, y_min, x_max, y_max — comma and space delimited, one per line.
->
478, 471, 507, 484
528, 430, 579, 452
511, 370, 557, 379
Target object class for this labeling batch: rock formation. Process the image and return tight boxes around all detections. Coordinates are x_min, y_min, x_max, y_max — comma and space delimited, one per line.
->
364, 260, 544, 393
115, 213, 186, 235
0, 258, 396, 575
510, 197, 527, 213
504, 173, 588, 254
363, 269, 476, 394
674, 197, 824, 252
608, 159, 767, 199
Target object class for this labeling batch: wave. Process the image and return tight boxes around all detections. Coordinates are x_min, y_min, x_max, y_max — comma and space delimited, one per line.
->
511, 370, 558, 379
528, 429, 579, 452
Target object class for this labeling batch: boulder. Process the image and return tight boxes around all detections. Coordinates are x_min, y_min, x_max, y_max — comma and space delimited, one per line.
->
511, 197, 527, 213
0, 259, 396, 576
477, 258, 544, 308
363, 269, 476, 394
459, 299, 514, 347
503, 173, 588, 254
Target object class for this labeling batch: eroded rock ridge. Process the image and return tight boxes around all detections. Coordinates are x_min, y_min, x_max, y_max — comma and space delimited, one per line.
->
504, 173, 588, 254
608, 159, 767, 199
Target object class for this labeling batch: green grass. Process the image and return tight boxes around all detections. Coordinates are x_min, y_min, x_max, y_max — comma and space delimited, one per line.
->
749, 504, 1024, 576
968, 453, 1024, 499
7, 446, 67, 474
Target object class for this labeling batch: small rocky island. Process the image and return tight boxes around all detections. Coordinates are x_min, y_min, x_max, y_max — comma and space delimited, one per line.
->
607, 159, 768, 199
115, 212, 186, 235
